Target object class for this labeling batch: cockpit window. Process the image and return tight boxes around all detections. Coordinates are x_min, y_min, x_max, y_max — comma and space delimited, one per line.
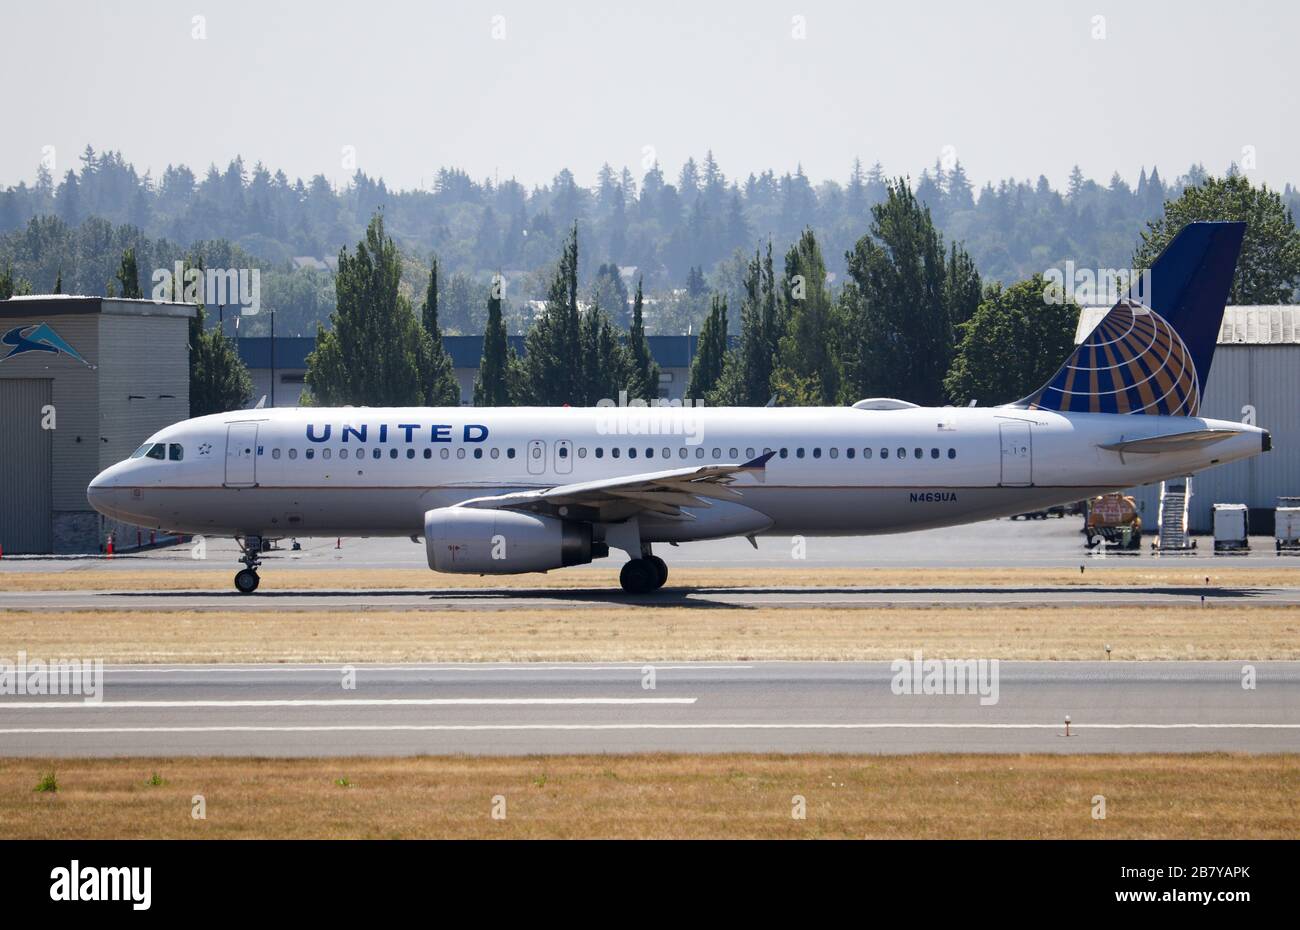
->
130, 443, 151, 459
145, 443, 165, 460
168, 443, 184, 461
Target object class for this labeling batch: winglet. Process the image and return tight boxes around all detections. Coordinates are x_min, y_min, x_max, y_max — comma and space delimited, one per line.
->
740, 450, 776, 484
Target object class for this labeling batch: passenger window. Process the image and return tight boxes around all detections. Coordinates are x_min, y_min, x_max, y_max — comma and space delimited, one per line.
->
629, 448, 638, 459
913, 448, 921, 459
288, 449, 298, 460
473, 448, 483, 459
711, 448, 721, 460
897, 447, 906, 459
146, 443, 165, 460
846, 448, 855, 459
779, 448, 788, 459
863, 448, 871, 459
948, 448, 957, 459
491, 448, 500, 459
829, 448, 838, 459
881, 448, 889, 459
506, 448, 515, 459
678, 448, 687, 459
423, 449, 432, 459
812, 448, 821, 459
322, 448, 332, 460
930, 448, 939, 459
646, 447, 654, 459
662, 448, 670, 459
408, 449, 417, 459
168, 443, 184, 461
305, 449, 315, 460
531, 446, 542, 459
695, 448, 704, 459
729, 448, 738, 459
272, 448, 282, 460
456, 448, 466, 459
577, 447, 586, 459
612, 448, 620, 458
595, 448, 604, 459
746, 448, 755, 458
558, 447, 568, 458
372, 449, 381, 460
441, 448, 450, 460
796, 448, 805, 459
339, 448, 348, 460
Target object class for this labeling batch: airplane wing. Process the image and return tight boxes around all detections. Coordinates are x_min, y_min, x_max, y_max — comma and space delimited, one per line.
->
453, 451, 775, 522
1098, 429, 1241, 454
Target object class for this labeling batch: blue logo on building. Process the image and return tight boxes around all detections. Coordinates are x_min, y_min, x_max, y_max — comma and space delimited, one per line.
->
1, 323, 94, 368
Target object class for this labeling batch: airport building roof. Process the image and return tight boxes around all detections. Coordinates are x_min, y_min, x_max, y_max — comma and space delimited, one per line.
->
1075, 305, 1300, 346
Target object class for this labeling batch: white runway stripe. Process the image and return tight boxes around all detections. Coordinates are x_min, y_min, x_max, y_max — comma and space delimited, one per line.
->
0, 697, 697, 709
99, 665, 752, 674
0, 722, 1295, 734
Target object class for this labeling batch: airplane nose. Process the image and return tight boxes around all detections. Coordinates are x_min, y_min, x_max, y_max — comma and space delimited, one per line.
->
87, 469, 119, 516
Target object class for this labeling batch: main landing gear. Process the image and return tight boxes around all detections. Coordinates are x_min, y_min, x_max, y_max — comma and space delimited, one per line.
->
619, 547, 668, 594
234, 535, 263, 593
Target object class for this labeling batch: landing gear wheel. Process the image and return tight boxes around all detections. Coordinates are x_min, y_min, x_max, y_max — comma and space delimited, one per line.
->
234, 568, 260, 594
648, 555, 668, 590
619, 558, 658, 594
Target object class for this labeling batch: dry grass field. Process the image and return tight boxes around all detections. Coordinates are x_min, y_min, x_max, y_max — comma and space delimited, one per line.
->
3, 753, 1295, 839
2, 604, 1298, 662
5, 563, 1300, 593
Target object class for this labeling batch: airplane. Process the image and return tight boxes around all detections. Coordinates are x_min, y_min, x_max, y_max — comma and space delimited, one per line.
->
88, 221, 1270, 594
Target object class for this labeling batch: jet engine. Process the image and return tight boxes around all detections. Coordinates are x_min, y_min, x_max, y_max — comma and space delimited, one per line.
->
424, 507, 598, 573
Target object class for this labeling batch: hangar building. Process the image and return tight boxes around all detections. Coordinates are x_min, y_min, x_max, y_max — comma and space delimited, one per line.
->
1077, 305, 1300, 533
0, 295, 196, 554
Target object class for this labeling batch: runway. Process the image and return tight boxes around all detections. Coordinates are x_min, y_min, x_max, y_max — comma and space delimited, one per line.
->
7, 584, 1300, 611
2, 661, 1296, 756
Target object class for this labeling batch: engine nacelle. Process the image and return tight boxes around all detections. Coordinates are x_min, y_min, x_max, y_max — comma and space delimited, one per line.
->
424, 507, 595, 574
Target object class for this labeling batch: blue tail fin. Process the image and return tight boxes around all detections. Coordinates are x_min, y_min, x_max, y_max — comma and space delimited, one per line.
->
1016, 221, 1245, 416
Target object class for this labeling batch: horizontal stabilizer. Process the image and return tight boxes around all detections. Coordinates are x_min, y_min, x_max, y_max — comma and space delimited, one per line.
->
1098, 429, 1240, 454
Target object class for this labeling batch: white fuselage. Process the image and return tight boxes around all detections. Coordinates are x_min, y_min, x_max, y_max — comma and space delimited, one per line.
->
88, 404, 1269, 542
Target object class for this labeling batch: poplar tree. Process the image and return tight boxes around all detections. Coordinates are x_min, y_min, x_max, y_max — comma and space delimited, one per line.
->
305, 213, 424, 406
685, 293, 727, 401
624, 277, 660, 402
417, 255, 461, 406
474, 278, 513, 406
116, 247, 143, 298
521, 224, 582, 404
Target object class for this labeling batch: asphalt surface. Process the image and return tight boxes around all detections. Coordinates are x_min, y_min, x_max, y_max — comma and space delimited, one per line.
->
1, 661, 1296, 756
5, 517, 1297, 573
7, 584, 1300, 611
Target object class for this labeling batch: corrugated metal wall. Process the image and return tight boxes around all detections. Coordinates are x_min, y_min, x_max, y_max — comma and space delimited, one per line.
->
97, 313, 191, 469
1127, 345, 1300, 532
0, 379, 53, 552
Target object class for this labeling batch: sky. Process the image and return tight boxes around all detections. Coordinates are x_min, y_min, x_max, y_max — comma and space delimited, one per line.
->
3, 0, 1296, 193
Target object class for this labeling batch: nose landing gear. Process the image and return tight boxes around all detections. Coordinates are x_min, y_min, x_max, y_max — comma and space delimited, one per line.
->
234, 535, 263, 593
